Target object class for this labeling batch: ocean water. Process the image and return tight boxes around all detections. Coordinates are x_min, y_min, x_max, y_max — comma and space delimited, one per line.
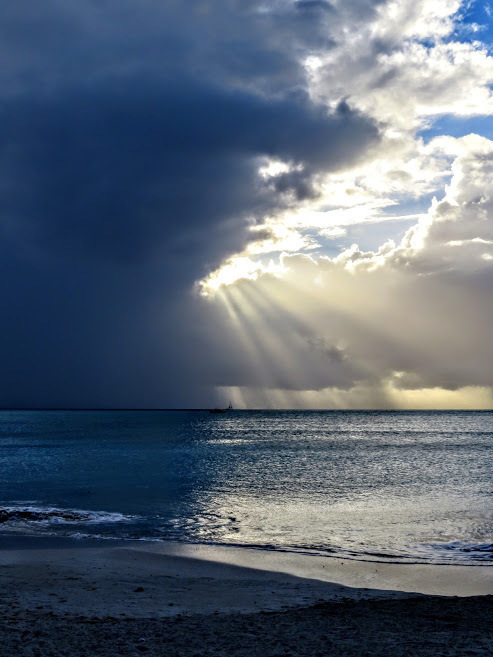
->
0, 410, 491, 565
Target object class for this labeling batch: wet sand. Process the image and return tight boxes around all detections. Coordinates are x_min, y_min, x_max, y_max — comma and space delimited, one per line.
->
1, 537, 491, 656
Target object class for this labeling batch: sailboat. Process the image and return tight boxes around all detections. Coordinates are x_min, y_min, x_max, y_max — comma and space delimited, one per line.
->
209, 401, 233, 414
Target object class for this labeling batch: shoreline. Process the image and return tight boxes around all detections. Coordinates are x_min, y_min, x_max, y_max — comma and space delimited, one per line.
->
1, 532, 491, 565
0, 535, 491, 618
1, 536, 491, 656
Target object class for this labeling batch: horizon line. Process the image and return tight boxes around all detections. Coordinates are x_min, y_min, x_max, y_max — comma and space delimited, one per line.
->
0, 407, 491, 412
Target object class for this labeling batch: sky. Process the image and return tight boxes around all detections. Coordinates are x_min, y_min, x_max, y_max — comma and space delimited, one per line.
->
1, 0, 493, 409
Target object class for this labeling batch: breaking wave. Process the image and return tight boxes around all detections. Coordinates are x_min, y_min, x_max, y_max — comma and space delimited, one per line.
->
0, 505, 130, 527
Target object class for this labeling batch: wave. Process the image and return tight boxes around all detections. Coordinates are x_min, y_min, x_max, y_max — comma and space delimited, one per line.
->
418, 541, 493, 561
0, 505, 130, 526
0, 506, 491, 566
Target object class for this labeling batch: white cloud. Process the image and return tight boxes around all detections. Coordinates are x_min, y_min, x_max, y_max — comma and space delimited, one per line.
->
380, 134, 493, 271
308, 2, 493, 129
211, 0, 493, 277
372, 0, 462, 41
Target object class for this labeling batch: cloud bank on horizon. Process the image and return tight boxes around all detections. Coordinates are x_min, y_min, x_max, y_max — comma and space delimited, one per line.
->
1, 0, 492, 408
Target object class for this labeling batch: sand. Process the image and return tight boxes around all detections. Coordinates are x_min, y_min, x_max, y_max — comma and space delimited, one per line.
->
0, 536, 491, 656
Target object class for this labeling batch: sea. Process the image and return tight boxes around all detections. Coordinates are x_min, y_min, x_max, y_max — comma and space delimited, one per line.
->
0, 410, 491, 565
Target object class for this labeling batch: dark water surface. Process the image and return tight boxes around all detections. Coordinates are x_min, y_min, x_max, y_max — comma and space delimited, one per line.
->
0, 410, 491, 564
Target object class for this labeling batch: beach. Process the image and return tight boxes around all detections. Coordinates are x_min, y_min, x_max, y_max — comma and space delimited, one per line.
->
1, 537, 491, 656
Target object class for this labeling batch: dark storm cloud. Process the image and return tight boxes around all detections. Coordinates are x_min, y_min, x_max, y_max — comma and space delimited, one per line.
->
0, 0, 382, 407
269, 168, 318, 201
0, 80, 377, 273
0, 1, 329, 96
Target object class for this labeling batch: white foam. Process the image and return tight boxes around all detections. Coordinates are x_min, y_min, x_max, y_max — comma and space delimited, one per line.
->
0, 505, 132, 525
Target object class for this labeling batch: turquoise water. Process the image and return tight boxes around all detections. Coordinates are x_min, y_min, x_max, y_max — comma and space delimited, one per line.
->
0, 410, 491, 564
